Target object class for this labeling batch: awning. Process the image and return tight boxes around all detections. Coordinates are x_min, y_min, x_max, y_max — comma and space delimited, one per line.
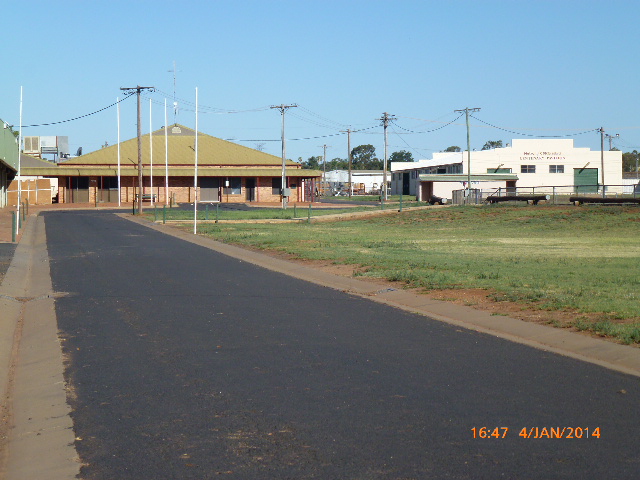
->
22, 167, 322, 178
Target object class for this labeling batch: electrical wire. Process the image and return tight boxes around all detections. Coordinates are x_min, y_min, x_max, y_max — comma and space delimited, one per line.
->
390, 114, 464, 134
296, 105, 350, 129
611, 137, 640, 150
150, 89, 271, 114
20, 94, 135, 128
234, 124, 380, 143
469, 115, 599, 138
390, 128, 431, 158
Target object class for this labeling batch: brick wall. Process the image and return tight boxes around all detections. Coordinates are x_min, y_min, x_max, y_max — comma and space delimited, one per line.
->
54, 176, 314, 204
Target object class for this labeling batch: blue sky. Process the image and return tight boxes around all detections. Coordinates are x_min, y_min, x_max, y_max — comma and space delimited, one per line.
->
2, 0, 639, 162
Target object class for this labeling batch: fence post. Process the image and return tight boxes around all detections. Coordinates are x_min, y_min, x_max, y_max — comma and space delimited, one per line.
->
154, 206, 158, 222
163, 205, 166, 224
294, 204, 297, 218
308, 203, 312, 224
399, 194, 403, 212
12, 212, 16, 243
215, 204, 219, 223
206, 203, 209, 221
381, 198, 384, 210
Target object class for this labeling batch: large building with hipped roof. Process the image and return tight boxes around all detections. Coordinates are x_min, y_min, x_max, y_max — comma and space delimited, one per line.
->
23, 124, 322, 205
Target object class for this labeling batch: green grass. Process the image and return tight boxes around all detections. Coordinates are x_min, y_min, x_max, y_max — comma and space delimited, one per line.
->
144, 201, 431, 222
180, 204, 640, 343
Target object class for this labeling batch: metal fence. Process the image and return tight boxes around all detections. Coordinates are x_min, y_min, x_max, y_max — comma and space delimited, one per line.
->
452, 184, 640, 205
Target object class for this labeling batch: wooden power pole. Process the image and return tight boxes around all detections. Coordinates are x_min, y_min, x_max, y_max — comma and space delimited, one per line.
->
120, 85, 154, 214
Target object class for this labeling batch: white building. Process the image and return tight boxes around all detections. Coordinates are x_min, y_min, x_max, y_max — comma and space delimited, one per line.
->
323, 169, 386, 195
391, 139, 624, 203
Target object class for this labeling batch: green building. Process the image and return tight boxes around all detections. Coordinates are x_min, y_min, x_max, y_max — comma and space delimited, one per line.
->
0, 119, 19, 208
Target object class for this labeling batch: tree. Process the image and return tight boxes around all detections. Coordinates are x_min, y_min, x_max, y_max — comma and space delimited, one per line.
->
444, 146, 461, 152
389, 150, 413, 163
350, 144, 381, 170
622, 150, 639, 173
301, 155, 322, 170
327, 157, 348, 170
481, 140, 503, 150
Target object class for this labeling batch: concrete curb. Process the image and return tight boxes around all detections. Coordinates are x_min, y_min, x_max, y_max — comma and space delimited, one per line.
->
0, 215, 79, 480
122, 213, 640, 378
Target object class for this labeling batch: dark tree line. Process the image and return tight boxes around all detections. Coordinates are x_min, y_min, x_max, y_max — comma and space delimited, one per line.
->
300, 146, 413, 170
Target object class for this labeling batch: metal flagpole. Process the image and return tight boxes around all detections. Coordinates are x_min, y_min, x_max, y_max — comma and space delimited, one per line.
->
165, 99, 169, 206
193, 87, 198, 234
150, 98, 154, 206
16, 87, 23, 238
117, 97, 121, 207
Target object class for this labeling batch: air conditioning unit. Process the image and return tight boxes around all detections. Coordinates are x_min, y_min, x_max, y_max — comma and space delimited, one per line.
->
24, 136, 40, 155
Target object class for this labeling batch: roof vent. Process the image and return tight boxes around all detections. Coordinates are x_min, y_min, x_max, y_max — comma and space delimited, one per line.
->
172, 126, 181, 134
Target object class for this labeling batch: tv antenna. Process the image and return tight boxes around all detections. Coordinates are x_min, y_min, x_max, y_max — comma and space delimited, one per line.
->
168, 61, 180, 124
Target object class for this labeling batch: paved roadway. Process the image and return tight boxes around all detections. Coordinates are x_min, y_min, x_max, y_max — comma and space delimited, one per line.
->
43, 211, 639, 479
0, 244, 16, 283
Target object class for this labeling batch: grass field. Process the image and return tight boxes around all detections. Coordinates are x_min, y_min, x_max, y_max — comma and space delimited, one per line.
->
182, 204, 640, 344
144, 201, 430, 221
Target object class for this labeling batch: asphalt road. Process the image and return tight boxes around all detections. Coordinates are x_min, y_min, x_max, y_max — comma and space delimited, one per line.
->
0, 243, 16, 283
43, 211, 639, 479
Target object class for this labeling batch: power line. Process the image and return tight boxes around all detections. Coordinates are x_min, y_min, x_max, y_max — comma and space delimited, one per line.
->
19, 95, 135, 128
391, 113, 464, 134
470, 115, 599, 138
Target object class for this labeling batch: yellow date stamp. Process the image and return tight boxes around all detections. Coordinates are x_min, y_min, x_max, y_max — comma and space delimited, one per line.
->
471, 427, 601, 439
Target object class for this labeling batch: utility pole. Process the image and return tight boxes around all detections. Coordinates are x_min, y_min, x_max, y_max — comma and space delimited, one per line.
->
319, 144, 331, 196
271, 104, 297, 208
605, 132, 619, 151
454, 107, 481, 203
120, 85, 155, 214
340, 128, 352, 197
378, 113, 395, 200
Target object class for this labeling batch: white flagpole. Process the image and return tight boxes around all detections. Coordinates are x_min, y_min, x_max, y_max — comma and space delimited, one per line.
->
16, 87, 23, 236
165, 99, 169, 206
117, 97, 121, 207
193, 87, 198, 234
149, 98, 154, 206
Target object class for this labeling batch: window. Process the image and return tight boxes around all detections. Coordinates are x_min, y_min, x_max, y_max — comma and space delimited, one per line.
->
549, 165, 564, 173
223, 177, 241, 195
101, 176, 119, 189
272, 177, 282, 195
520, 165, 536, 173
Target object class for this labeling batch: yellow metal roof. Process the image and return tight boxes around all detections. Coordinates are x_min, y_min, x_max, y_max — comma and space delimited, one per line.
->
59, 124, 297, 168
